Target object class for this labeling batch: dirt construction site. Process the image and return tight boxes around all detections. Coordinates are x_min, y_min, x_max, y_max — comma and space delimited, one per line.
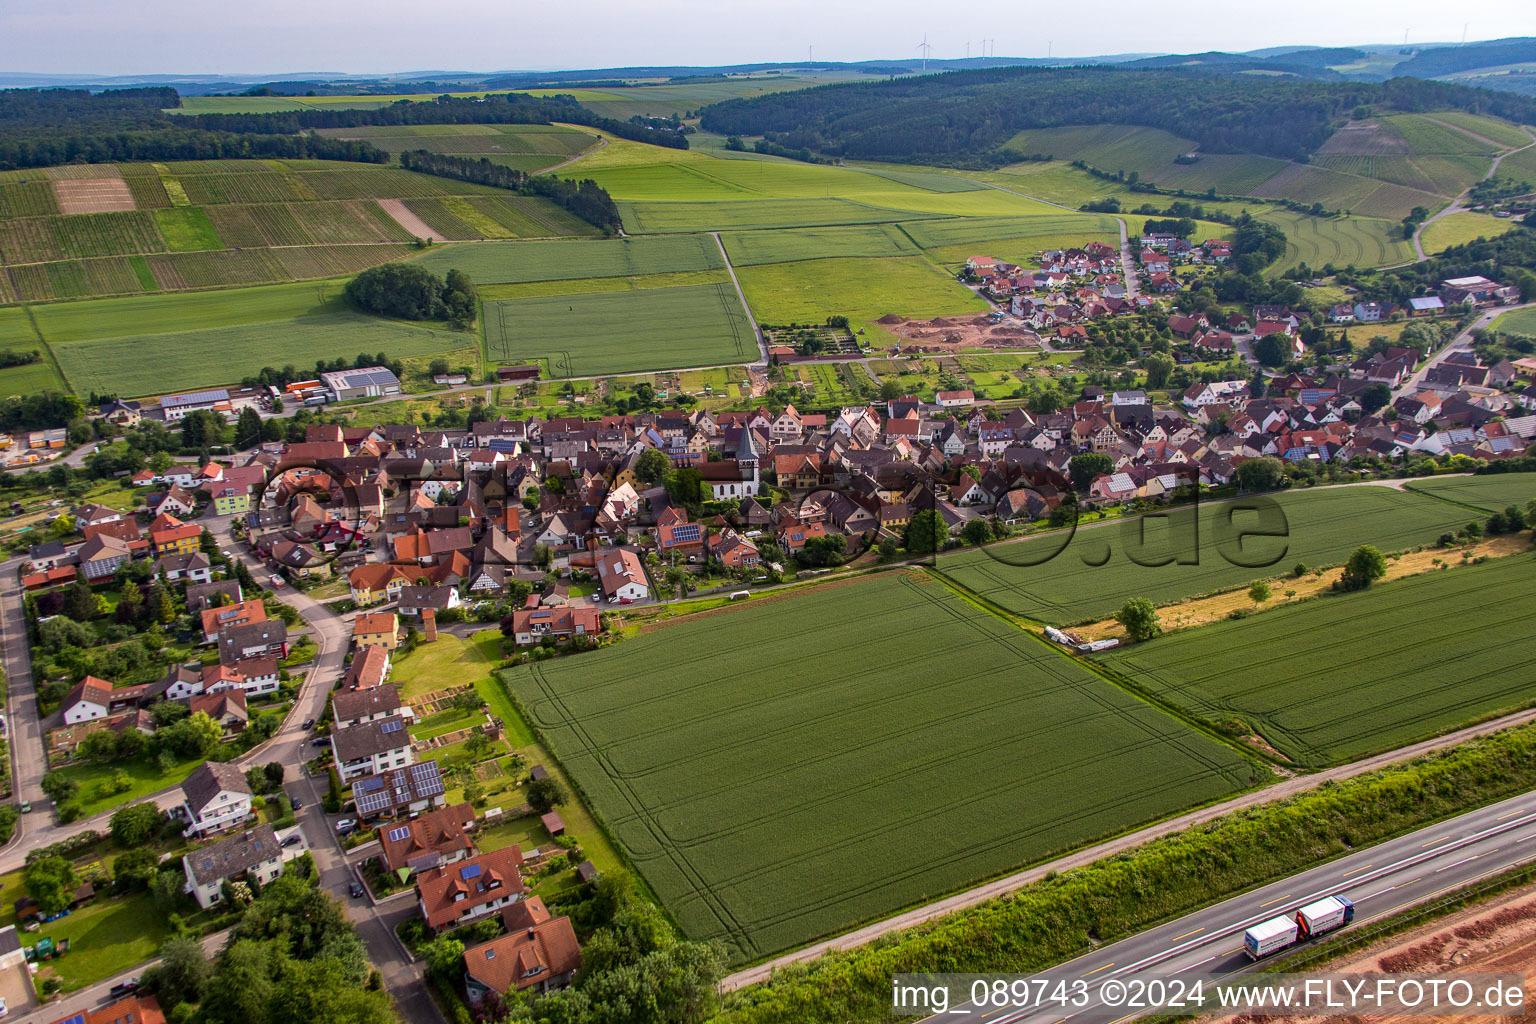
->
879, 313, 1043, 352
1209, 881, 1536, 1024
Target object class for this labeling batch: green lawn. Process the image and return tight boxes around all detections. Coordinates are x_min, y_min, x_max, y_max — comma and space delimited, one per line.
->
1496, 306, 1536, 336
719, 223, 920, 266
0, 861, 170, 994
1099, 553, 1536, 766
503, 571, 1258, 963
0, 305, 66, 398
414, 707, 478, 741
152, 207, 222, 251
389, 632, 531, 746
53, 755, 201, 819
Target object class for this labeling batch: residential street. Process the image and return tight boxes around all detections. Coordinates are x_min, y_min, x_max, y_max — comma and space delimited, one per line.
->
0, 514, 441, 1024
1392, 300, 1536, 398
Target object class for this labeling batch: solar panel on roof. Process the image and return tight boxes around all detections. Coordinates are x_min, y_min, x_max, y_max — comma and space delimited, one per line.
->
381, 720, 403, 733
460, 863, 482, 879
387, 825, 410, 842
62, 1014, 87, 1024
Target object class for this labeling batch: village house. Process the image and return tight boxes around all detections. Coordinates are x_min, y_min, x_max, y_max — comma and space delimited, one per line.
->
331, 715, 415, 782
594, 547, 650, 603
463, 897, 582, 1000
507, 603, 600, 646
379, 800, 475, 875
353, 761, 448, 824
183, 825, 285, 909
176, 761, 254, 837
417, 846, 527, 934
353, 611, 401, 650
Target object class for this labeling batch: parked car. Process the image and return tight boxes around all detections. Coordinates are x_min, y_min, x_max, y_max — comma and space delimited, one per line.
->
282, 834, 302, 847
620, 597, 634, 605
108, 979, 140, 999
269, 576, 284, 588
290, 796, 302, 810
17, 801, 29, 814
335, 818, 357, 834
302, 718, 316, 730
348, 881, 364, 898
311, 737, 329, 748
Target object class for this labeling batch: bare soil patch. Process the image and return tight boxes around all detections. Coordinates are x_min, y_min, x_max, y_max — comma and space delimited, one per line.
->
1315, 119, 1412, 156
1209, 881, 1536, 1024
376, 198, 445, 242
887, 313, 1043, 352
54, 176, 136, 214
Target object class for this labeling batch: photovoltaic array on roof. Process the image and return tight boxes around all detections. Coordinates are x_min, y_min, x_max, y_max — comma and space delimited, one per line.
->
387, 825, 411, 842
381, 719, 403, 733
411, 760, 444, 796
461, 863, 482, 879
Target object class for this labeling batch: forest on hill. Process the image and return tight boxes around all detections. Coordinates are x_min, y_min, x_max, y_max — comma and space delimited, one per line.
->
0, 87, 686, 171
699, 66, 1536, 165
178, 92, 690, 150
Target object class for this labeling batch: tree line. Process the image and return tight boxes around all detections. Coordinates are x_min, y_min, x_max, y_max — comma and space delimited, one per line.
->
397, 150, 621, 233
1356, 228, 1536, 303
0, 86, 389, 171
697, 65, 1536, 166
178, 92, 690, 150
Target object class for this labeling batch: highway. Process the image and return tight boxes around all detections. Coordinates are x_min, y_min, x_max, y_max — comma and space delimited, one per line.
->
916, 788, 1536, 1024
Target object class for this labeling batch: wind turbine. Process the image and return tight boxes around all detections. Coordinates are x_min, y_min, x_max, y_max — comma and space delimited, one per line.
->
917, 33, 932, 71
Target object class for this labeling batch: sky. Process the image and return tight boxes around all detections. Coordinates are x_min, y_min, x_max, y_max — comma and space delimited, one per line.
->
1, 0, 1533, 76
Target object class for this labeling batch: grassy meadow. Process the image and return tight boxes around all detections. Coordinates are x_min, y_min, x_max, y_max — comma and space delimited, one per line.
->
735, 256, 988, 344
1420, 211, 1524, 254
31, 279, 475, 397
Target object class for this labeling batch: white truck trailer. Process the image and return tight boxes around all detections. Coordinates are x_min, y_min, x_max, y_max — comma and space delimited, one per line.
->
1244, 895, 1354, 959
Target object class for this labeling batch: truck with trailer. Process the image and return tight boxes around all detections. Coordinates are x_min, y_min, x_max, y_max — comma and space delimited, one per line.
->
1243, 895, 1354, 959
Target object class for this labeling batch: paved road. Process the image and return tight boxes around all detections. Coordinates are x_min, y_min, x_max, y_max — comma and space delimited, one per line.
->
711, 230, 770, 367
1392, 301, 1536, 399
916, 788, 1536, 1024
1116, 218, 1139, 300
0, 554, 55, 844
0, 515, 350, 870
722, 531, 1536, 990
28, 927, 229, 1023
1408, 123, 1535, 262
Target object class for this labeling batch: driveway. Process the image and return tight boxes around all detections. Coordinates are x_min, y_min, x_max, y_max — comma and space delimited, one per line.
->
0, 959, 35, 1020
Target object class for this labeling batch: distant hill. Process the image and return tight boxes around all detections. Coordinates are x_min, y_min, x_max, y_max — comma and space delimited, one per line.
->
1392, 38, 1536, 78
1118, 51, 1343, 79
698, 65, 1536, 166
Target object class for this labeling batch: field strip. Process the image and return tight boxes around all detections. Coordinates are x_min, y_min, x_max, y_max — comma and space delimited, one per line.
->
19, 304, 67, 393
711, 230, 767, 366
720, 691, 1536, 989
1071, 531, 1529, 643
375, 198, 445, 242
